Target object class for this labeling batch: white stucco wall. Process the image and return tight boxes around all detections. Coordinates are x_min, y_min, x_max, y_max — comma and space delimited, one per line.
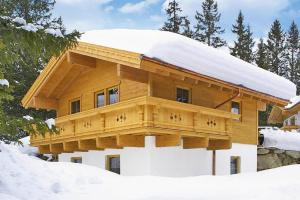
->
59, 136, 257, 177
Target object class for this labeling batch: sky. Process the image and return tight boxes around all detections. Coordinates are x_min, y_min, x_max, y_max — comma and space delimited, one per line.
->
54, 0, 300, 42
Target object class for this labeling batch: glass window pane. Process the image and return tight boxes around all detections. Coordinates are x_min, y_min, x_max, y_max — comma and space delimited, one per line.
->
96, 92, 105, 107
108, 156, 120, 174
71, 100, 80, 114
108, 87, 119, 105
231, 102, 240, 114
176, 88, 189, 103
230, 157, 240, 174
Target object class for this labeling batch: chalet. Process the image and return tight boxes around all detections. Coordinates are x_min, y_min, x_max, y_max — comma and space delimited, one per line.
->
22, 29, 296, 177
269, 96, 300, 131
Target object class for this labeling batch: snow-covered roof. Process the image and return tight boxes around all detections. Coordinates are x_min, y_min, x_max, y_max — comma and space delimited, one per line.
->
80, 29, 296, 101
285, 96, 300, 109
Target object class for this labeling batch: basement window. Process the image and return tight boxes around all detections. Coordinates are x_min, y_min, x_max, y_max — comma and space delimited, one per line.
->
108, 87, 119, 105
231, 101, 240, 114
95, 91, 105, 108
106, 155, 120, 174
71, 157, 82, 164
230, 156, 241, 174
70, 99, 80, 114
176, 87, 190, 103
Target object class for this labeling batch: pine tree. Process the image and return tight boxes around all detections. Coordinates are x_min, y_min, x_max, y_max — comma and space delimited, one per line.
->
286, 21, 300, 90
0, 0, 80, 142
230, 11, 254, 62
255, 38, 269, 70
161, 0, 184, 34
266, 20, 288, 78
194, 0, 226, 48
181, 17, 194, 38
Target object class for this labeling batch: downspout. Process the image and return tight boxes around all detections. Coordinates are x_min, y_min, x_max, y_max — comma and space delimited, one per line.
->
212, 89, 241, 175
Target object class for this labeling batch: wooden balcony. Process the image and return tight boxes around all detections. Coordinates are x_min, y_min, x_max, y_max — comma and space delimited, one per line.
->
31, 96, 240, 154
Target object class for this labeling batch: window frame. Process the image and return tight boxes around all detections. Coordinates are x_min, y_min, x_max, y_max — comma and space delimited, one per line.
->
231, 101, 242, 121
95, 90, 106, 108
230, 156, 241, 174
107, 85, 120, 105
69, 97, 81, 114
71, 157, 82, 164
175, 86, 191, 104
106, 155, 120, 174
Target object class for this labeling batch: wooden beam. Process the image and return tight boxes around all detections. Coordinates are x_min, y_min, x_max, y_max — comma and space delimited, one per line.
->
182, 137, 209, 149
68, 52, 96, 68
38, 144, 51, 154
156, 134, 181, 147
96, 137, 121, 149
207, 139, 232, 150
32, 96, 58, 110
78, 139, 103, 151
117, 135, 145, 147
63, 141, 86, 152
50, 143, 64, 153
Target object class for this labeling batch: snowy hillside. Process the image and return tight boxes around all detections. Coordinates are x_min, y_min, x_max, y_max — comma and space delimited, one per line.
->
1, 139, 300, 200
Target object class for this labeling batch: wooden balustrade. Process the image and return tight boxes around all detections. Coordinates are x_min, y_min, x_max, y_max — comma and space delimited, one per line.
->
30, 96, 240, 152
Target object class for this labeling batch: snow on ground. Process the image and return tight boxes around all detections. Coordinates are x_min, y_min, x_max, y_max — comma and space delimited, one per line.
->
261, 129, 300, 151
81, 29, 296, 100
1, 139, 300, 200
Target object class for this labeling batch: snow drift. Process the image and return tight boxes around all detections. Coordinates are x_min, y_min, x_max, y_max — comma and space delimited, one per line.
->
1, 138, 300, 200
81, 29, 296, 100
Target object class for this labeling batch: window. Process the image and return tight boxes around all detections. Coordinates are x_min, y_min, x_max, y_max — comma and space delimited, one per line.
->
108, 87, 119, 105
70, 99, 80, 114
176, 87, 190, 103
290, 116, 296, 126
95, 91, 105, 108
71, 157, 82, 164
231, 101, 240, 114
230, 156, 241, 174
106, 155, 120, 174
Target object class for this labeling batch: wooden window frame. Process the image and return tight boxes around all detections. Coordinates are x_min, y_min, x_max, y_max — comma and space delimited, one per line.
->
231, 100, 242, 122
71, 157, 82, 163
105, 154, 120, 174
230, 156, 241, 174
95, 90, 106, 108
107, 85, 120, 105
69, 97, 81, 114
175, 86, 191, 104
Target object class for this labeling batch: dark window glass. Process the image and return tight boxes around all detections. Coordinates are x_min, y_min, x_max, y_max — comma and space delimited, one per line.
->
96, 91, 105, 107
230, 156, 240, 174
107, 156, 120, 174
231, 102, 240, 114
291, 116, 296, 126
71, 157, 82, 163
71, 100, 80, 114
176, 88, 189, 103
108, 87, 119, 105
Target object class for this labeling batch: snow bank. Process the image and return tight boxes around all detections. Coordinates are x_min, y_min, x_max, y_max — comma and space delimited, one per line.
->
2, 140, 300, 200
81, 29, 296, 100
285, 96, 300, 109
260, 129, 300, 151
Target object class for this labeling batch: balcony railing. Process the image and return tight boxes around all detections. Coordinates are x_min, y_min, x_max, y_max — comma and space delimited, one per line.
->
31, 96, 240, 153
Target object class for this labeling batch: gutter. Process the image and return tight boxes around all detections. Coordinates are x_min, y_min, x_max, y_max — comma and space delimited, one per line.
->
214, 89, 241, 109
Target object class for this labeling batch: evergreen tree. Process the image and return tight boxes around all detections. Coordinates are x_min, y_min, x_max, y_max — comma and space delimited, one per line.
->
181, 17, 194, 38
286, 21, 300, 91
0, 0, 81, 142
255, 38, 269, 70
194, 0, 226, 48
161, 0, 184, 33
266, 20, 288, 78
230, 11, 254, 62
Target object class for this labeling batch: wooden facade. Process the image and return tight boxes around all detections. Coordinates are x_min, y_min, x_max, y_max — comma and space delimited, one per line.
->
22, 42, 288, 154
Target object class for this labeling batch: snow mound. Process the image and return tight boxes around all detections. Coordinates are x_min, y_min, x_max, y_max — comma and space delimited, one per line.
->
2, 141, 300, 200
260, 129, 300, 151
285, 96, 300, 109
81, 29, 296, 100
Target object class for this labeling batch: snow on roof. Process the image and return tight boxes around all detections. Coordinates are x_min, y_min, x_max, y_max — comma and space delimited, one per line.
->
285, 96, 300, 109
80, 29, 296, 101
260, 128, 300, 151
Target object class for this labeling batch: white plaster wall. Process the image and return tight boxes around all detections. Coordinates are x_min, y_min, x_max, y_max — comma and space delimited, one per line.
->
215, 143, 257, 175
59, 137, 257, 177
